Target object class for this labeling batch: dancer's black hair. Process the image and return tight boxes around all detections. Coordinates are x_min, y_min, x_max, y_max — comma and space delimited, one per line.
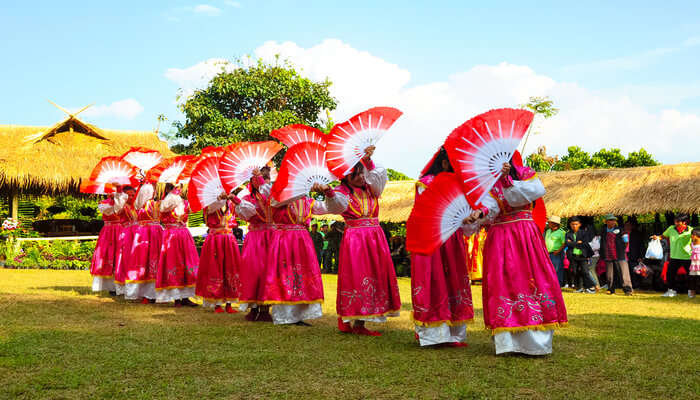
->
422, 146, 454, 177
340, 162, 365, 195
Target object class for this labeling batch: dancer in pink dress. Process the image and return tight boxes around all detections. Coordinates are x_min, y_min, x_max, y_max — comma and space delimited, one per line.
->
410, 147, 474, 347
113, 185, 138, 297
195, 196, 242, 313
124, 183, 162, 303
234, 169, 277, 321
464, 160, 568, 355
155, 184, 200, 306
322, 146, 401, 336
90, 192, 125, 294
262, 195, 329, 325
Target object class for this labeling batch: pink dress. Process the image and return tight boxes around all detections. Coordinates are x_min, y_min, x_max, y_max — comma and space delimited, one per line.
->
263, 197, 325, 324
470, 166, 568, 355
195, 201, 243, 307
235, 186, 276, 307
155, 195, 200, 303
410, 174, 474, 345
690, 244, 700, 276
114, 200, 138, 296
124, 199, 162, 300
330, 162, 401, 321
90, 198, 121, 292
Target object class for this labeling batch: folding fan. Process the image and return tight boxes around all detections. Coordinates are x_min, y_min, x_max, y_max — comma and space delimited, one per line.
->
120, 147, 163, 174
271, 124, 327, 148
187, 156, 225, 212
326, 107, 403, 177
271, 142, 337, 202
89, 156, 139, 186
444, 108, 533, 206
145, 155, 198, 184
200, 146, 225, 159
79, 179, 116, 195
218, 141, 283, 193
406, 172, 474, 256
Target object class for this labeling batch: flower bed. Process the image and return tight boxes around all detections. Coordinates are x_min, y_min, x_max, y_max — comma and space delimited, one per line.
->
5, 239, 96, 270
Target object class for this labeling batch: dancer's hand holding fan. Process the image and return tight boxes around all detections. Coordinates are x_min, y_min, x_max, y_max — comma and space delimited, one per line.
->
218, 141, 283, 193
271, 124, 327, 148
270, 142, 337, 203
187, 157, 225, 212
325, 107, 402, 178
406, 172, 476, 255
444, 108, 533, 207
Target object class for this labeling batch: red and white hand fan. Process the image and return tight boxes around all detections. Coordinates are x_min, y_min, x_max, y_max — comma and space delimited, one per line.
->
271, 142, 337, 202
176, 156, 201, 185
271, 124, 327, 148
79, 179, 116, 195
187, 157, 225, 212
89, 157, 139, 186
444, 108, 533, 206
120, 147, 163, 174
200, 146, 225, 160
218, 141, 283, 193
326, 107, 403, 177
146, 155, 198, 184
406, 172, 474, 256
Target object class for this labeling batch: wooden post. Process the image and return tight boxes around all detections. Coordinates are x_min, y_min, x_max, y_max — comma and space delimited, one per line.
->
10, 191, 18, 220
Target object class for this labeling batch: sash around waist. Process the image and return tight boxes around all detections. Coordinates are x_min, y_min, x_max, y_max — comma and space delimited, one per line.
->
493, 211, 533, 225
345, 218, 380, 228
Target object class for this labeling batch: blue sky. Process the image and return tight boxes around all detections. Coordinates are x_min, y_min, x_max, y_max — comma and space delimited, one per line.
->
1, 1, 699, 174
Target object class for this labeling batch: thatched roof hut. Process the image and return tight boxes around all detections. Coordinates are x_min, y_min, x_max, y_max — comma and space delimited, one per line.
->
328, 162, 700, 223
0, 123, 173, 196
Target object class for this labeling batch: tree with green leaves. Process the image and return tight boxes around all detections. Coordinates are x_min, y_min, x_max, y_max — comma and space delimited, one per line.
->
172, 57, 337, 155
526, 146, 660, 172
519, 96, 559, 154
387, 168, 413, 181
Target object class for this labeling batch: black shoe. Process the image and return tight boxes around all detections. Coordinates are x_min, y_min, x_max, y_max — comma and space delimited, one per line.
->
108, 291, 117, 296
294, 321, 312, 327
181, 298, 198, 307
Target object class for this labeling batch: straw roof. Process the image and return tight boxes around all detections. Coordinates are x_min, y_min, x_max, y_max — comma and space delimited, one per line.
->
540, 163, 700, 217
0, 124, 173, 195
318, 162, 700, 222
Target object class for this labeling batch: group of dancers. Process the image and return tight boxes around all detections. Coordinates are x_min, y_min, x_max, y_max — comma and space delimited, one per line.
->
88, 106, 568, 355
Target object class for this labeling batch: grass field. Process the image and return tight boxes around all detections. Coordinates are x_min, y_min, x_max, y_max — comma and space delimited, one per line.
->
1, 269, 699, 399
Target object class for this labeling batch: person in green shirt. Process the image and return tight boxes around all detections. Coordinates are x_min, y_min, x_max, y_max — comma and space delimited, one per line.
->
653, 213, 693, 297
544, 215, 566, 287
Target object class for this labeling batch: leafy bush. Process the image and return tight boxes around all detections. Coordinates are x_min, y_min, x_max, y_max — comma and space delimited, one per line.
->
8, 240, 96, 270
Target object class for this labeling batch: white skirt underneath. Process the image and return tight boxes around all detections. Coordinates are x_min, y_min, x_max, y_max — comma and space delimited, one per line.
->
92, 277, 115, 292
271, 304, 323, 324
155, 286, 195, 303
415, 323, 467, 346
494, 330, 553, 355
124, 282, 156, 300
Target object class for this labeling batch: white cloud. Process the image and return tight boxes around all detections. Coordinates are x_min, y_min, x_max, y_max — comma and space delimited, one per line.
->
683, 35, 700, 47
78, 99, 144, 120
193, 4, 221, 16
254, 40, 700, 175
165, 58, 236, 99
166, 40, 700, 176
224, 0, 241, 7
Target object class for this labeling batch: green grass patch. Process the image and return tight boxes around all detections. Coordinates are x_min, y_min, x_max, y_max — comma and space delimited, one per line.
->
1, 269, 699, 399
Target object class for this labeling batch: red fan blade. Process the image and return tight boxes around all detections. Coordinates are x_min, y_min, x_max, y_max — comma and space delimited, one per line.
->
271, 142, 337, 202
271, 124, 327, 148
80, 179, 116, 194
406, 172, 473, 255
444, 108, 533, 207
533, 198, 547, 233
145, 155, 198, 184
176, 156, 202, 184
89, 156, 138, 186
218, 141, 283, 193
187, 157, 224, 212
200, 146, 226, 159
120, 147, 163, 173
326, 107, 402, 177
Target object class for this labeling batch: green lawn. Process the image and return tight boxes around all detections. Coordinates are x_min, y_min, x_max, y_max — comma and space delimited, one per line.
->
1, 269, 699, 399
